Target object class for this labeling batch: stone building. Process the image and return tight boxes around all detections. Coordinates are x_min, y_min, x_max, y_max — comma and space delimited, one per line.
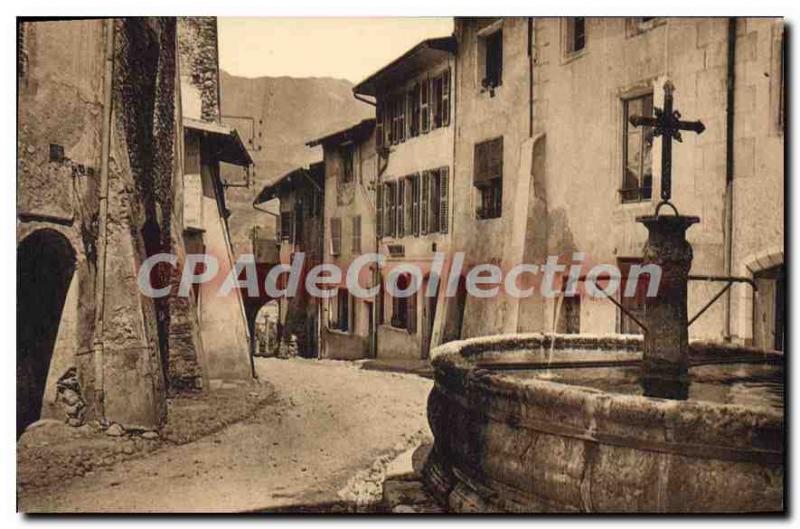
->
253, 161, 325, 358
178, 17, 254, 385
352, 38, 459, 360
307, 120, 378, 360
17, 17, 254, 436
449, 17, 784, 349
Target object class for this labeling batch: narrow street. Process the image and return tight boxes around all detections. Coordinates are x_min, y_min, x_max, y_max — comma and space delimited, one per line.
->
19, 358, 433, 513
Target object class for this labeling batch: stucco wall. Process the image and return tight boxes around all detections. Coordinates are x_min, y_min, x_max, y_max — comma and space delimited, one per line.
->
320, 131, 378, 359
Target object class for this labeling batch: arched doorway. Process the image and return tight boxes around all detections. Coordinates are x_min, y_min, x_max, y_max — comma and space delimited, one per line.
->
17, 229, 77, 436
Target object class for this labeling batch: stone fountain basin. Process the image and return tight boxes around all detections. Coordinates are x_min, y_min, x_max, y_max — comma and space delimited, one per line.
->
423, 334, 784, 513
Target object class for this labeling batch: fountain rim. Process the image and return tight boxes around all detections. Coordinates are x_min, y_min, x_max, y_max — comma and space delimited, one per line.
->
429, 332, 783, 463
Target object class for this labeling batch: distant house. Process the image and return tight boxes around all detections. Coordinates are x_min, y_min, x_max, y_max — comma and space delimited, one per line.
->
253, 162, 325, 358
307, 119, 378, 360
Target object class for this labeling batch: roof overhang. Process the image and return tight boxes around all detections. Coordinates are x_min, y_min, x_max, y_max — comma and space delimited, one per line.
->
305, 118, 375, 148
253, 162, 324, 205
352, 36, 457, 97
183, 117, 253, 167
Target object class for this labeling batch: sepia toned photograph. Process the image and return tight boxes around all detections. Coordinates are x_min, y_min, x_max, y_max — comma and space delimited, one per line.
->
15, 12, 786, 515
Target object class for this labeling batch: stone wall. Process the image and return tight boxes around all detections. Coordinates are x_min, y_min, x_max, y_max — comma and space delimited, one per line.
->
177, 17, 221, 122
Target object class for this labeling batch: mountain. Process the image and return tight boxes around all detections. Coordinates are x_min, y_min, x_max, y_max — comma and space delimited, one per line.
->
218, 70, 373, 255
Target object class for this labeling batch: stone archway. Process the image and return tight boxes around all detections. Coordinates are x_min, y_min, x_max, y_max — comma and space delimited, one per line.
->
17, 229, 76, 436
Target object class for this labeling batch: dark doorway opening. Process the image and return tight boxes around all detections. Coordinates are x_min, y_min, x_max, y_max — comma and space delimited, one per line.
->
17, 229, 76, 437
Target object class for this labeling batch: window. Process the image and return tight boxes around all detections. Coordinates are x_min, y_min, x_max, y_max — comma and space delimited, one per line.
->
481, 29, 503, 90
352, 215, 362, 254
387, 95, 405, 145
420, 80, 430, 133
420, 168, 449, 234
280, 211, 293, 242
431, 69, 451, 128
566, 17, 586, 55
330, 217, 342, 255
474, 137, 503, 219
621, 93, 654, 203
389, 273, 416, 333
340, 145, 354, 183
408, 84, 421, 137
407, 174, 420, 236
618, 258, 647, 335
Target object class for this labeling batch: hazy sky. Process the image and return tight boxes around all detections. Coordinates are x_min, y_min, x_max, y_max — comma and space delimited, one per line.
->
218, 17, 454, 83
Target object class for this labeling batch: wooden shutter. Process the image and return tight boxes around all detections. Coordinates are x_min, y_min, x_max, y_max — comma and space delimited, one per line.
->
442, 68, 451, 126
412, 173, 420, 236
384, 183, 394, 237
376, 100, 384, 149
387, 183, 396, 237
407, 276, 417, 334
396, 179, 405, 236
420, 78, 430, 133
376, 183, 383, 238
439, 166, 449, 233
421, 171, 430, 234
352, 215, 361, 254
474, 137, 503, 184
275, 213, 281, 243
330, 217, 341, 255
398, 97, 406, 143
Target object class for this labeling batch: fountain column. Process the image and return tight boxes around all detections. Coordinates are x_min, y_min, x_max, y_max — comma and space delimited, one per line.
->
636, 214, 698, 399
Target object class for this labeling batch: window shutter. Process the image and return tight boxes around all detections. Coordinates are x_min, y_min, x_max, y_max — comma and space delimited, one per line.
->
474, 137, 503, 185
376, 183, 383, 238
439, 167, 449, 233
421, 171, 430, 235
420, 78, 430, 133
442, 68, 451, 126
275, 213, 281, 243
412, 173, 420, 236
376, 101, 384, 149
352, 215, 361, 254
407, 277, 417, 334
330, 218, 341, 255
383, 183, 396, 237
398, 97, 406, 143
396, 179, 405, 236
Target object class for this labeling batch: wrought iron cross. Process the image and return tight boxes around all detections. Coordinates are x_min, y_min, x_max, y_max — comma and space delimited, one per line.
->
629, 81, 705, 201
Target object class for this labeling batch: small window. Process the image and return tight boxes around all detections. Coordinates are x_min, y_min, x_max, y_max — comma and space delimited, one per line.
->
627, 17, 660, 37
474, 137, 503, 219
388, 95, 406, 145
340, 146, 354, 183
566, 17, 586, 55
352, 215, 362, 254
621, 93, 654, 203
482, 29, 503, 90
330, 217, 342, 255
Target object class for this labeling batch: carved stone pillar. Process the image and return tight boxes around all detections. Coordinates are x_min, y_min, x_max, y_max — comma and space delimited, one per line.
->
636, 214, 699, 399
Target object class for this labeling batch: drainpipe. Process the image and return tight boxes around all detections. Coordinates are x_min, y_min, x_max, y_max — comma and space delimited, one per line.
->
93, 18, 115, 418
723, 18, 736, 341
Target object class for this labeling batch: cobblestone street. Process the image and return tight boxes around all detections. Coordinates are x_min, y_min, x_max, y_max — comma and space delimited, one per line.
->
19, 358, 433, 513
